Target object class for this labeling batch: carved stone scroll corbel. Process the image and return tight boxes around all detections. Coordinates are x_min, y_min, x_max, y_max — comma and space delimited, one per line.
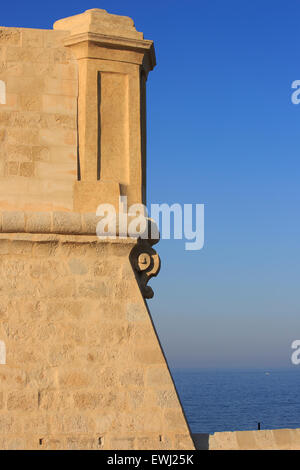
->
130, 238, 160, 299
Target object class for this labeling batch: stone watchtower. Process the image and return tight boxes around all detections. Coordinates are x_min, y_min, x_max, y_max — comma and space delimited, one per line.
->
0, 9, 194, 450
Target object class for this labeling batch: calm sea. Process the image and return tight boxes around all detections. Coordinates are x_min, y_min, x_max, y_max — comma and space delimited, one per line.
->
172, 368, 300, 434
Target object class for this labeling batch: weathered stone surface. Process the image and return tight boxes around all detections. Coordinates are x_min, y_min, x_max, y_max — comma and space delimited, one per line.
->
0, 235, 194, 450
0, 26, 77, 212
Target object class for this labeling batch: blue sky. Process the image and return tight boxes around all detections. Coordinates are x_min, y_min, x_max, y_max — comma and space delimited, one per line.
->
2, 0, 300, 369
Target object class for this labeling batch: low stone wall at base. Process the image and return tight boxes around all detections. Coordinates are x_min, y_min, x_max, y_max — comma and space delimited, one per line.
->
193, 428, 300, 450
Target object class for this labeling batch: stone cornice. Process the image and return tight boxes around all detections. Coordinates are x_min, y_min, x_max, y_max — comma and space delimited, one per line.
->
0, 210, 161, 298
63, 32, 156, 70
0, 211, 160, 241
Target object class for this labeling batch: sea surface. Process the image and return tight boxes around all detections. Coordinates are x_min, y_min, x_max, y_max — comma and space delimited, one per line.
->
172, 368, 300, 434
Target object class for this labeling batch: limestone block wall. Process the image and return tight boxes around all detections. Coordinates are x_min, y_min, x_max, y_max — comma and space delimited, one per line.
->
0, 233, 194, 450
0, 27, 78, 212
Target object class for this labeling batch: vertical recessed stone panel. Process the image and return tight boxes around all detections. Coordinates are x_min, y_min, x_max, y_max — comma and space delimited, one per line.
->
99, 72, 129, 185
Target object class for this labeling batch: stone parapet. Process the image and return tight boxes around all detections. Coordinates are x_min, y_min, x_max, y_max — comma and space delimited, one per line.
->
193, 428, 300, 450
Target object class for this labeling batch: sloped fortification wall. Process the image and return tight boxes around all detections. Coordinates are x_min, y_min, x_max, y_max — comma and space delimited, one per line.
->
0, 10, 195, 450
0, 27, 78, 211
0, 233, 193, 450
